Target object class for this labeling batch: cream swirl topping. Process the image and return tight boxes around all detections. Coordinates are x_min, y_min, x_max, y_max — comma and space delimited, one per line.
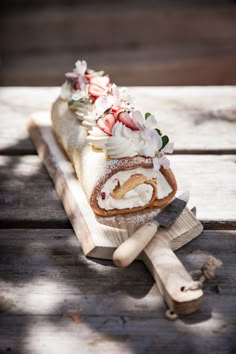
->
104, 122, 159, 158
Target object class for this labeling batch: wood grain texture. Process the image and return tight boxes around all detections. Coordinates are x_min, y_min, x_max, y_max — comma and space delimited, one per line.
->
0, 228, 235, 353
1, 153, 235, 227
0, 0, 236, 86
0, 155, 69, 227
0, 229, 235, 314
2, 5, 236, 52
130, 86, 236, 152
1, 3, 236, 86
2, 48, 236, 86
0, 87, 235, 153
0, 312, 235, 354
0, 87, 59, 153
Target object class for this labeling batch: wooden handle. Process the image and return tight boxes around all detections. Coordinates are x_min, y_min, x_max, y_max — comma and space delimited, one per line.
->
113, 221, 159, 267
143, 237, 203, 315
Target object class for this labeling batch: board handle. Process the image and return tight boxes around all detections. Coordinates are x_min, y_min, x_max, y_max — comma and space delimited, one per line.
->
143, 237, 203, 315
113, 221, 159, 267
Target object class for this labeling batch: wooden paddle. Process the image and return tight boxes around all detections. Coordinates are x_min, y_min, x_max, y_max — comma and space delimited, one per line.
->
29, 113, 204, 315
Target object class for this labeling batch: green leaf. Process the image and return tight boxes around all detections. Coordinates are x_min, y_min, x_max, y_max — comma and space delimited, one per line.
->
68, 98, 86, 107
161, 135, 169, 149
68, 100, 74, 106
87, 69, 105, 76
87, 69, 95, 74
104, 107, 111, 114
96, 70, 105, 76
145, 112, 152, 119
155, 128, 162, 136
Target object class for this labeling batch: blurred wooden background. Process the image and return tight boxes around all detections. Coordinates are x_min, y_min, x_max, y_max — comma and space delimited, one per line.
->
1, 0, 236, 86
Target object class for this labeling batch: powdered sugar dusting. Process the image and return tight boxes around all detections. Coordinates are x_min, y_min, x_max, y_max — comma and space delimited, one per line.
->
97, 207, 160, 231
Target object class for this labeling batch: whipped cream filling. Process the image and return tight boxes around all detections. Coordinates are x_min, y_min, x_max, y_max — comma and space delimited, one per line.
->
97, 167, 172, 211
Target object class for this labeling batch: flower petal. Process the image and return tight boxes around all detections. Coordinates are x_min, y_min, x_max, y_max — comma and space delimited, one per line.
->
152, 157, 161, 171
131, 110, 145, 129
146, 114, 159, 130
151, 130, 162, 149
111, 83, 119, 98
162, 142, 174, 154
160, 156, 170, 169
94, 95, 114, 117
75, 60, 87, 76
65, 72, 78, 80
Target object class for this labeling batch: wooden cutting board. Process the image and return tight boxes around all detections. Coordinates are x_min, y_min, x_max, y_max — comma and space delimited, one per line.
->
29, 112, 204, 314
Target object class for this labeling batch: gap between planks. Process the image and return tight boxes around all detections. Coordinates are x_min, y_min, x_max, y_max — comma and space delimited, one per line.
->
1, 149, 236, 156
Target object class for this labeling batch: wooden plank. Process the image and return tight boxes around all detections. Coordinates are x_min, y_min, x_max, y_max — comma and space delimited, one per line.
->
0, 87, 235, 153
0, 229, 235, 315
1, 6, 236, 53
2, 0, 233, 10
0, 229, 235, 353
0, 309, 235, 354
0, 227, 235, 352
0, 230, 234, 300
130, 86, 236, 152
171, 155, 236, 226
2, 50, 236, 86
0, 155, 69, 227
0, 87, 59, 153
0, 153, 235, 227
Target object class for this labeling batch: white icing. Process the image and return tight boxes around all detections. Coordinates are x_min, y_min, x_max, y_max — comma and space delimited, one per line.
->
75, 102, 94, 121
97, 167, 172, 211
103, 122, 159, 158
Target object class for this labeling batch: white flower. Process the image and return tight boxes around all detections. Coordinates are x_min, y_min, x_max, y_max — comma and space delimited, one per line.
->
152, 156, 170, 171
162, 142, 174, 154
145, 114, 159, 130
94, 95, 114, 117
130, 110, 162, 153
130, 110, 144, 129
131, 110, 158, 130
160, 156, 170, 169
119, 86, 135, 105
78, 75, 87, 92
74, 60, 87, 76
110, 84, 134, 108
141, 129, 162, 150
111, 83, 119, 99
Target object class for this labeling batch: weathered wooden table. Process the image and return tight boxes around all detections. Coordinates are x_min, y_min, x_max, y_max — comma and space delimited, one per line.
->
0, 87, 235, 354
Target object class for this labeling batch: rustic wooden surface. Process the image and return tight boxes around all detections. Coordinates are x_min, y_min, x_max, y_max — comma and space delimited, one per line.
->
1, 1, 236, 86
0, 87, 236, 353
